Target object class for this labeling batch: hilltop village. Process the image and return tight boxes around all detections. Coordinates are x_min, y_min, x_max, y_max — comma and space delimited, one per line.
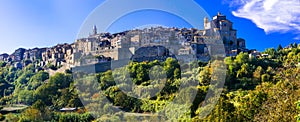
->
0, 12, 251, 72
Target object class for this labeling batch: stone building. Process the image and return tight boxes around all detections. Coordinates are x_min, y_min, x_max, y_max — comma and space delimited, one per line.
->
237, 38, 247, 51
205, 13, 247, 55
111, 32, 129, 48
24, 48, 46, 61
130, 34, 141, 47
40, 43, 73, 67
0, 53, 9, 61
203, 12, 238, 55
9, 48, 26, 62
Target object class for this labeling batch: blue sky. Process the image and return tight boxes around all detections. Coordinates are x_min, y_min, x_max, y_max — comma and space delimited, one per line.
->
0, 0, 299, 54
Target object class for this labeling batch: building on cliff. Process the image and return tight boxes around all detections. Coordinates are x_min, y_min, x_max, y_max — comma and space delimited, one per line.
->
0, 12, 248, 70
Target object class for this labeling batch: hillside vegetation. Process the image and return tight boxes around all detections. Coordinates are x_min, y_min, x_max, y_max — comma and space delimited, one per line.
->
0, 44, 299, 121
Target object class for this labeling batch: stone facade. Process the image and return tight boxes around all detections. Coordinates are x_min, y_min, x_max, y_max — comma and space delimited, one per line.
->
10, 48, 26, 62
40, 43, 73, 67
24, 48, 46, 61
203, 12, 246, 55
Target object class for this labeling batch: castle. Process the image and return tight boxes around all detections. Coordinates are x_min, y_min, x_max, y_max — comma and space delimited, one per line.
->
204, 12, 246, 54
0, 12, 248, 71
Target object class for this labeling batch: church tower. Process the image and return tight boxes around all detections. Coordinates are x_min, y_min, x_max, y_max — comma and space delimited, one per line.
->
93, 25, 97, 35
204, 17, 210, 30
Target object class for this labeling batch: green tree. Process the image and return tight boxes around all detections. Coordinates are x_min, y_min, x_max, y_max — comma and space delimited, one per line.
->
253, 66, 264, 81
236, 63, 251, 78
277, 44, 283, 51
17, 90, 35, 104
264, 48, 276, 58
293, 42, 298, 48
199, 66, 211, 86
0, 62, 6, 67
32, 100, 52, 121
5, 113, 19, 122
0, 106, 3, 121
35, 73, 72, 106
261, 74, 270, 82
235, 52, 249, 65
19, 108, 43, 122
27, 71, 49, 90
99, 70, 115, 90
296, 100, 300, 122
164, 57, 180, 79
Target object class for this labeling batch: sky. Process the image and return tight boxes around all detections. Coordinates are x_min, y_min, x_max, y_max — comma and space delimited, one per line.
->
0, 0, 299, 54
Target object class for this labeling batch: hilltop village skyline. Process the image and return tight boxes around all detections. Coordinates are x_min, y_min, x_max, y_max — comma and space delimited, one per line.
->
0, 13, 284, 72
1, 0, 299, 55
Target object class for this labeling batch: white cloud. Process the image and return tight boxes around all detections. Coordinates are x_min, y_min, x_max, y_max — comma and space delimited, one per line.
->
227, 0, 300, 34
263, 0, 279, 11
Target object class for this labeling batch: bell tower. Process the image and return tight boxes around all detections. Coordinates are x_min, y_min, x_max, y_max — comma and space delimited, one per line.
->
204, 17, 209, 30
93, 25, 97, 35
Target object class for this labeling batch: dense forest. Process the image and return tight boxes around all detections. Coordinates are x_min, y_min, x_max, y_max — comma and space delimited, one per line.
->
0, 43, 299, 121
